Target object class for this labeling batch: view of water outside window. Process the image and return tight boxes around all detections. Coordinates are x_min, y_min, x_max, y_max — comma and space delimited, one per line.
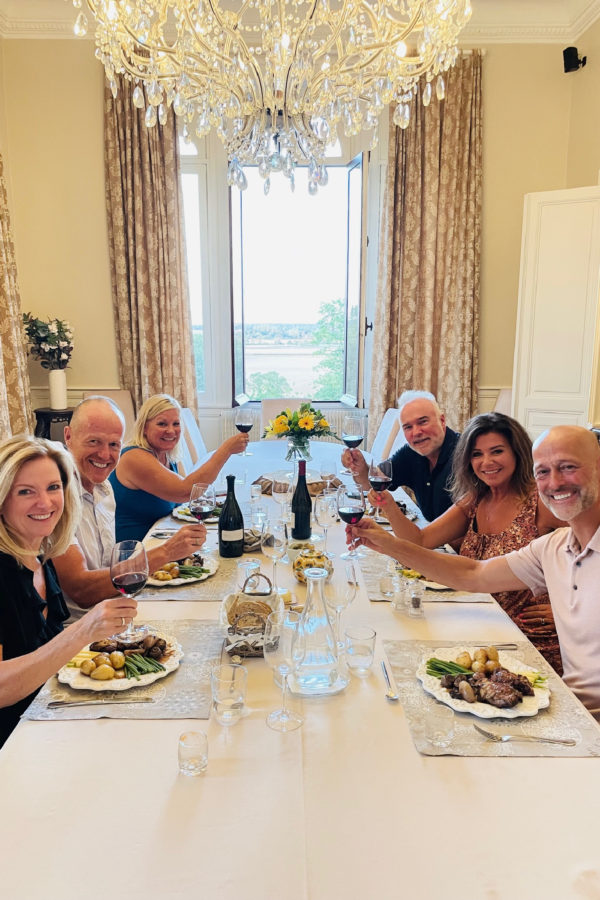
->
231, 162, 362, 401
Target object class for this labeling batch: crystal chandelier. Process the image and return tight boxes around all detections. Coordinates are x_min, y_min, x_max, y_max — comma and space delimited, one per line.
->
74, 0, 472, 193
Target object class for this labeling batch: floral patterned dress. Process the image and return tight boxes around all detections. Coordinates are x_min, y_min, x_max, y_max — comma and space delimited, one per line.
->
459, 489, 563, 674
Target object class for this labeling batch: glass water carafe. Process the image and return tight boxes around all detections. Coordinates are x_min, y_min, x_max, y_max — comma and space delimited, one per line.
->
294, 567, 348, 695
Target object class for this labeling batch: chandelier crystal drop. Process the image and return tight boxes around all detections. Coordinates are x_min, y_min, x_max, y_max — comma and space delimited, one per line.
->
76, 0, 471, 193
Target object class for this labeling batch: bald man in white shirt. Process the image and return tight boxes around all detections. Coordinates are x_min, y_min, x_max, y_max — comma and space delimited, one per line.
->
347, 426, 600, 718
54, 396, 207, 621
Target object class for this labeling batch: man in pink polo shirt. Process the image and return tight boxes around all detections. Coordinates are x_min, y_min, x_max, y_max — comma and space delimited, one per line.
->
346, 425, 600, 717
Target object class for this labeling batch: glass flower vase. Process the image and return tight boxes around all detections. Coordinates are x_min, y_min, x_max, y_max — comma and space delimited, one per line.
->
286, 435, 312, 462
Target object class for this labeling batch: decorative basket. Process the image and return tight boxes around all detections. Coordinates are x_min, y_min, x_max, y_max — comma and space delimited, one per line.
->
220, 574, 279, 659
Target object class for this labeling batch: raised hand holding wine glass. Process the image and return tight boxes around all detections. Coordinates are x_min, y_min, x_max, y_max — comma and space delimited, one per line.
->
368, 458, 393, 521
189, 482, 216, 522
263, 610, 304, 732
234, 408, 253, 456
110, 540, 149, 641
337, 485, 366, 560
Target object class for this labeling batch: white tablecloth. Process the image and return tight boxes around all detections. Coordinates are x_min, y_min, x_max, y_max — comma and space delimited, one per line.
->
2, 440, 600, 899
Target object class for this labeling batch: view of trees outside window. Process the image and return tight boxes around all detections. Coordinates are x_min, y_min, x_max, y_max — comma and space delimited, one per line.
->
231, 161, 362, 401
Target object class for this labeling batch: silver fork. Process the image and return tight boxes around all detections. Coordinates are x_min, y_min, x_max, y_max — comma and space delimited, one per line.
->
473, 723, 576, 746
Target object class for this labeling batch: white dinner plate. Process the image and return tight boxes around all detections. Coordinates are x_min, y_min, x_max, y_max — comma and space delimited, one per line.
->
147, 556, 219, 587
416, 646, 550, 719
172, 505, 220, 525
57, 633, 183, 692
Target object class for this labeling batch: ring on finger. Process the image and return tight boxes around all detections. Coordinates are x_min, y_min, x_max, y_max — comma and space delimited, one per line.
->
121, 617, 125, 628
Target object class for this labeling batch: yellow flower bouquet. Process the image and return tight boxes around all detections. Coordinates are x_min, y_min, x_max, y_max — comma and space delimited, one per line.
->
262, 403, 338, 461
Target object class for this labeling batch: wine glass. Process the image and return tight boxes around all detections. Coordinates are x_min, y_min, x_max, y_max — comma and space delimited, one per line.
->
110, 540, 149, 642
314, 491, 338, 558
368, 458, 393, 521
272, 473, 293, 520
189, 482, 216, 522
261, 519, 288, 596
337, 484, 366, 560
234, 408, 253, 456
320, 459, 337, 492
324, 564, 358, 652
340, 415, 364, 474
264, 610, 304, 732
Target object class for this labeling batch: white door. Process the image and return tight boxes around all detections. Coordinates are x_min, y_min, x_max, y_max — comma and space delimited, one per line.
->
513, 186, 600, 438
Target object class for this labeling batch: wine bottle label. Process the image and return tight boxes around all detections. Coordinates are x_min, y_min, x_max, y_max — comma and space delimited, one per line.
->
221, 529, 244, 541
291, 513, 295, 528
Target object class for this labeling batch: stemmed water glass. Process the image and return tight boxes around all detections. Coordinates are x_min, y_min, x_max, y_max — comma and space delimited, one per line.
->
261, 519, 288, 597
337, 485, 366, 560
272, 473, 293, 523
368, 459, 393, 521
189, 482, 216, 522
110, 540, 149, 642
234, 408, 253, 456
264, 610, 304, 732
320, 459, 337, 492
314, 491, 338, 558
324, 564, 358, 652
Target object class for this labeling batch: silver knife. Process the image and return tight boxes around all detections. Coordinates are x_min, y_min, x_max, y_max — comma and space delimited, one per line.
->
48, 697, 155, 709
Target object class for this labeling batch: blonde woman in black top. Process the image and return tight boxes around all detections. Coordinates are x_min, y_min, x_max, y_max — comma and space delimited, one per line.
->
0, 435, 136, 748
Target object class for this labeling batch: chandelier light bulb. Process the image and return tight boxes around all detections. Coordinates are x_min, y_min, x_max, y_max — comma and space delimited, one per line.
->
79, 0, 471, 193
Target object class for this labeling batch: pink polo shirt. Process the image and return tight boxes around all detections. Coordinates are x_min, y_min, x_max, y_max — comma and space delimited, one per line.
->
506, 525, 600, 718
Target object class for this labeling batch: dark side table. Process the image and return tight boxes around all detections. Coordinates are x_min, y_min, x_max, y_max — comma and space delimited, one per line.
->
34, 407, 74, 442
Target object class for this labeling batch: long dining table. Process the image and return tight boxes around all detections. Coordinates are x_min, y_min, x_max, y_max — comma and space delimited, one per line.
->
2, 438, 600, 900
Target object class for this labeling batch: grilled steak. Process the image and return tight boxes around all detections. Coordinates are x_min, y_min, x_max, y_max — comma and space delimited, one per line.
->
490, 667, 534, 696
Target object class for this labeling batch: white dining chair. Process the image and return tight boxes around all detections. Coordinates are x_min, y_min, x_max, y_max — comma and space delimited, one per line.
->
260, 398, 310, 434
369, 408, 401, 461
180, 407, 208, 466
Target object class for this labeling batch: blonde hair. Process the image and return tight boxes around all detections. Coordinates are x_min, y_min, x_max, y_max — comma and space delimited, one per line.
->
130, 394, 183, 462
0, 435, 81, 564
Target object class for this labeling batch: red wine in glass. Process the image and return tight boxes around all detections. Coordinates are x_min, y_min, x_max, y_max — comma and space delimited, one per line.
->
338, 507, 365, 525
112, 572, 148, 597
235, 423, 253, 434
190, 500, 216, 521
342, 434, 364, 449
369, 476, 392, 492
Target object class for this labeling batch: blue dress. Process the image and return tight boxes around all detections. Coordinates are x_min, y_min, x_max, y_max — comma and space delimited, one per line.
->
109, 446, 178, 542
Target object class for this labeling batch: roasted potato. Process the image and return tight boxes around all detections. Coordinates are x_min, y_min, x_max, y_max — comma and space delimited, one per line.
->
113, 668, 126, 679
90, 664, 115, 680
486, 646, 499, 661
152, 570, 172, 581
80, 658, 96, 676
92, 653, 111, 668
109, 651, 126, 670
485, 659, 501, 674
456, 651, 472, 670
473, 649, 488, 664
471, 660, 486, 673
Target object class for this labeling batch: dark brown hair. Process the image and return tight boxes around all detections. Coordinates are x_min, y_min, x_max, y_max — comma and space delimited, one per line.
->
450, 412, 535, 504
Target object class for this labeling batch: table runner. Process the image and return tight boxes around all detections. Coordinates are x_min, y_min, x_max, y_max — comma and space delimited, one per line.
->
383, 639, 600, 757
359, 549, 492, 603
23, 620, 225, 722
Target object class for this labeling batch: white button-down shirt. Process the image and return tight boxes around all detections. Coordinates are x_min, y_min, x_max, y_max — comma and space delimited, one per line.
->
64, 479, 116, 622
506, 525, 600, 718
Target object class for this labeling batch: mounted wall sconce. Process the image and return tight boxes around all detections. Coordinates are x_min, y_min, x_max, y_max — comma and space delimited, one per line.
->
563, 47, 587, 73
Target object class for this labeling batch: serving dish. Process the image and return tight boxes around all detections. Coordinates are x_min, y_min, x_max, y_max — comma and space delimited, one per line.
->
57, 632, 183, 692
416, 646, 550, 719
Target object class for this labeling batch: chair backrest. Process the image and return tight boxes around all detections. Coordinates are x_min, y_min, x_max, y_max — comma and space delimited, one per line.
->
369, 408, 401, 461
82, 389, 136, 441
260, 398, 310, 434
180, 407, 208, 466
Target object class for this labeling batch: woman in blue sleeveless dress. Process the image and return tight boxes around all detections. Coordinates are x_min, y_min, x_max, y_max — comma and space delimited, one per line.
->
109, 394, 248, 542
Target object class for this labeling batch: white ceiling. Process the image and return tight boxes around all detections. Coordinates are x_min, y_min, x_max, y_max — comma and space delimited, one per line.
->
0, 0, 599, 43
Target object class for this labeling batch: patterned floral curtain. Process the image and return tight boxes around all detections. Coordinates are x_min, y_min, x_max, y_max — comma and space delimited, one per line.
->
369, 52, 482, 440
104, 78, 198, 414
0, 152, 33, 436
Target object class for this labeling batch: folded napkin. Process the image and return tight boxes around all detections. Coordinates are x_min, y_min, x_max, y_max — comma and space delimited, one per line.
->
243, 528, 262, 552
253, 475, 342, 498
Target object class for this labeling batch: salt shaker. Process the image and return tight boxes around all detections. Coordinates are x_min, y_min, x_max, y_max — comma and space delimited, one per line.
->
408, 580, 425, 618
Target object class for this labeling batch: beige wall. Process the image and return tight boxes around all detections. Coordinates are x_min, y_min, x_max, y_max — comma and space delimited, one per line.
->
0, 35, 590, 408
566, 17, 600, 188
478, 43, 571, 390
0, 39, 119, 395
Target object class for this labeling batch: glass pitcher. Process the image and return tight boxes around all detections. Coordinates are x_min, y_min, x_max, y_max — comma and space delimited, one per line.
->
294, 567, 349, 695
